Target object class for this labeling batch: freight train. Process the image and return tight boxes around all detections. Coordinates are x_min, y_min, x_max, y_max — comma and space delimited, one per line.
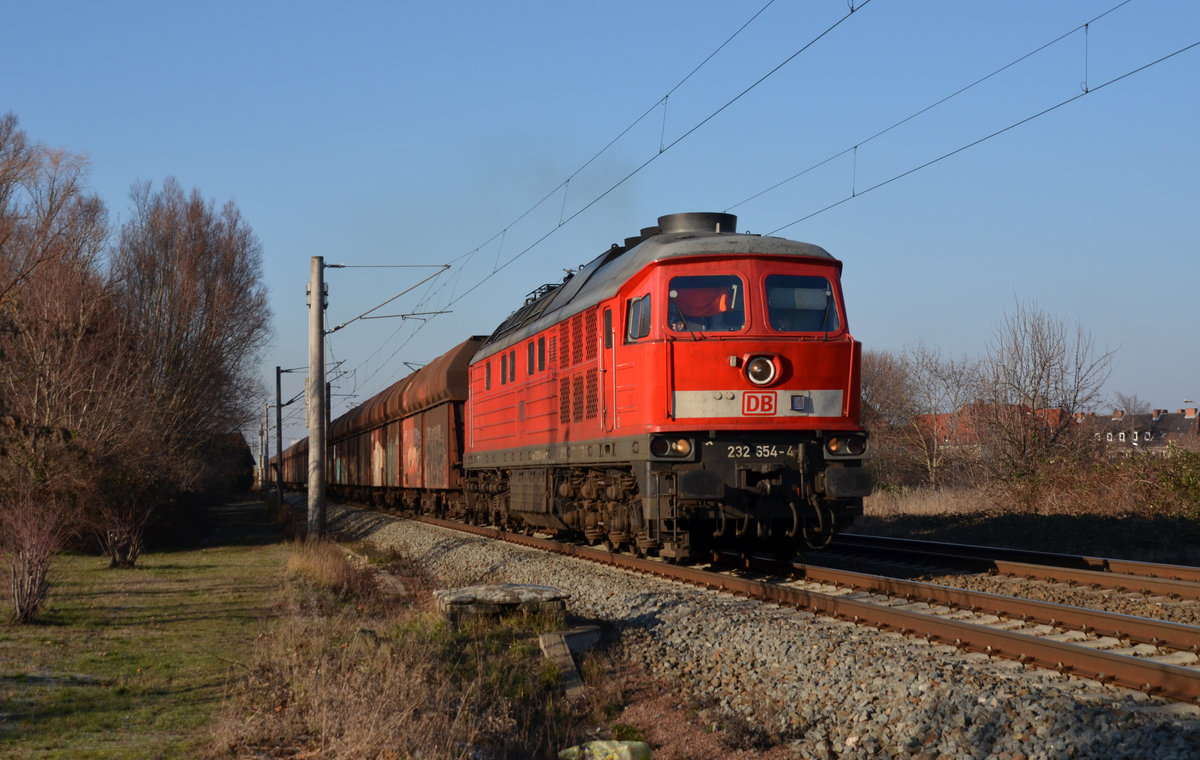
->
275, 212, 871, 560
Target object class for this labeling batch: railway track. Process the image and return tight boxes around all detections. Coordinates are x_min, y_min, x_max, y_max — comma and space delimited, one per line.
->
410, 514, 1200, 705
823, 534, 1200, 600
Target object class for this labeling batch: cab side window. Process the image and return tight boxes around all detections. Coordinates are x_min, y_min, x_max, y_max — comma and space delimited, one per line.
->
625, 294, 651, 342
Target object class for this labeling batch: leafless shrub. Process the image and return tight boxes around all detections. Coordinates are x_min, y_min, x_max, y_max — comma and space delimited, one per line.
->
0, 485, 74, 623
1026, 443, 1200, 520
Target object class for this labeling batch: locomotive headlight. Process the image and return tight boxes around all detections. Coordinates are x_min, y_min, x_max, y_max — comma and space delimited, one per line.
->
825, 435, 867, 457
745, 355, 778, 386
650, 437, 693, 458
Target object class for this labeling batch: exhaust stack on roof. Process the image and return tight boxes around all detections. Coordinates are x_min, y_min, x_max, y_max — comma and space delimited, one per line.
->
657, 212, 737, 236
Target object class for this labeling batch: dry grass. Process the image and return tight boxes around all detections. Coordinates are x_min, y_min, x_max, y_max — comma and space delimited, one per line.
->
864, 487, 995, 518
210, 539, 623, 759
284, 539, 391, 613
1, 504, 636, 760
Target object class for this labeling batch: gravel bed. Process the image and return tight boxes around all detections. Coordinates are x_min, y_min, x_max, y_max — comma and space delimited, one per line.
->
331, 507, 1200, 759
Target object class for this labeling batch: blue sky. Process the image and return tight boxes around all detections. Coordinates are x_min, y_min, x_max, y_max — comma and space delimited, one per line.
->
5, 1, 1198, 449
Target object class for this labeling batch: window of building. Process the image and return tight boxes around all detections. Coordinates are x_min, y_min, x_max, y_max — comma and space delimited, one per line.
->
1106, 432, 1113, 441
1119, 432, 1126, 442
1133, 431, 1139, 442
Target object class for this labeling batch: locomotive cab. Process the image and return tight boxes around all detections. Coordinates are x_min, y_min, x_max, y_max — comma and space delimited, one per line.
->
606, 220, 870, 560
465, 212, 871, 562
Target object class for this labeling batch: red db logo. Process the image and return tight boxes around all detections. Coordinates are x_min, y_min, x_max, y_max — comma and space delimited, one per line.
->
742, 392, 776, 416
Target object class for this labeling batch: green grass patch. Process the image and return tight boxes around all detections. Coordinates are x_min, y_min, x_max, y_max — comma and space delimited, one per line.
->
0, 502, 288, 759
3, 507, 645, 759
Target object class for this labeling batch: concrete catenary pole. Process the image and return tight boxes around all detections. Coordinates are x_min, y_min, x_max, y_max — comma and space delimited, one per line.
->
257, 418, 264, 490
262, 402, 270, 490
307, 256, 327, 537
275, 365, 284, 510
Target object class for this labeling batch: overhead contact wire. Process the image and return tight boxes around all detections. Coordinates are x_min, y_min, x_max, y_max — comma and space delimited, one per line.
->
727, 0, 1135, 213
767, 38, 1200, 236
346, 0, 802, 406
447, 2, 871, 308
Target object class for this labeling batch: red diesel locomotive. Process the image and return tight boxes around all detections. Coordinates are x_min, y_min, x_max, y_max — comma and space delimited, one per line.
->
276, 212, 871, 559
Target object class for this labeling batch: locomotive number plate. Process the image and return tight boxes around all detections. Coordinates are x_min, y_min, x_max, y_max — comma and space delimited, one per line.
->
726, 444, 797, 459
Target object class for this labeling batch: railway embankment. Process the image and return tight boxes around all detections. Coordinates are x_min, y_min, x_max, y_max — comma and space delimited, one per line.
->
330, 506, 1200, 760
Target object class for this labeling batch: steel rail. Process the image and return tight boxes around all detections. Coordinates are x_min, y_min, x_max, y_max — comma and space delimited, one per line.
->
410, 515, 1200, 705
827, 534, 1200, 600
791, 562, 1200, 653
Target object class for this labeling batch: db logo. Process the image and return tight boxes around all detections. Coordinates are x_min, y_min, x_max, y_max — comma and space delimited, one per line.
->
742, 391, 777, 416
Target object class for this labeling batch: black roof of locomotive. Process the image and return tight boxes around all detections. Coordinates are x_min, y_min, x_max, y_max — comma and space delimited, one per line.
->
474, 212, 836, 361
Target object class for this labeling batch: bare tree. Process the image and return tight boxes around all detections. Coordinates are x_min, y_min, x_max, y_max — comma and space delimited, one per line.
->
1114, 392, 1152, 415
861, 346, 979, 490
0, 115, 119, 617
0, 114, 97, 310
1, 122, 272, 593
0, 113, 38, 307
101, 178, 272, 564
897, 343, 980, 490
860, 348, 917, 487
975, 300, 1113, 484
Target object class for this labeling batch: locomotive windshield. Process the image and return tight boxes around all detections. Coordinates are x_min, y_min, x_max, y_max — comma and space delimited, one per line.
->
765, 275, 840, 333
667, 275, 745, 332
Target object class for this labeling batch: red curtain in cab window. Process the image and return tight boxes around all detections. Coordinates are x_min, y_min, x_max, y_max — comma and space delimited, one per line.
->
674, 288, 728, 317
